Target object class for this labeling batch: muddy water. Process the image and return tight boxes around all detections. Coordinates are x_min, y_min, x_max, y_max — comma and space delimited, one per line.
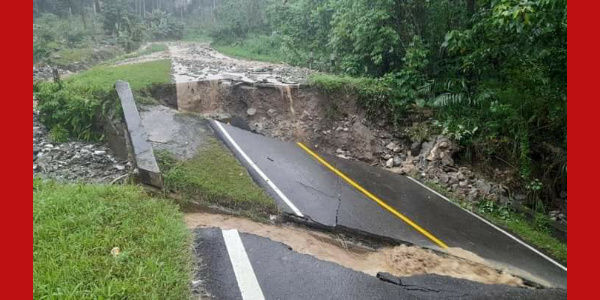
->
185, 212, 525, 287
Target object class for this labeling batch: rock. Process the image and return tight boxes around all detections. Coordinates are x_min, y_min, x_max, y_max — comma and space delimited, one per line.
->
44, 144, 53, 148
438, 173, 450, 184
336, 148, 344, 154
386, 142, 396, 151
33, 164, 38, 171
343, 128, 349, 132
410, 142, 422, 156
115, 165, 126, 171
392, 146, 402, 153
386, 158, 394, 168
475, 180, 493, 196
247, 107, 257, 116
94, 150, 107, 155
514, 194, 527, 202
267, 108, 277, 116
457, 172, 466, 181
459, 180, 468, 188
467, 188, 479, 202
397, 163, 417, 175
393, 156, 403, 167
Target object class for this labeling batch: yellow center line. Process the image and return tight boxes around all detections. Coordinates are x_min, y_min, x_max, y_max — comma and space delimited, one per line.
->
297, 142, 449, 249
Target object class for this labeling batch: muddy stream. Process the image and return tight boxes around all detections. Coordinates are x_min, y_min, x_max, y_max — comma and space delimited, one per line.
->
185, 212, 527, 287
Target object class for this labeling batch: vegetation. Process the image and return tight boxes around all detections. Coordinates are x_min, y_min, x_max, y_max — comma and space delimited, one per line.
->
206, 0, 567, 212
477, 200, 567, 264
425, 181, 566, 264
103, 43, 169, 64
214, 43, 284, 64
33, 179, 192, 299
158, 138, 279, 220
35, 60, 171, 141
34, 0, 187, 67
66, 59, 171, 91
33, 13, 123, 67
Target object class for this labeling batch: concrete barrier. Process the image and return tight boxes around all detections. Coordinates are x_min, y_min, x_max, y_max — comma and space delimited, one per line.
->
115, 80, 163, 188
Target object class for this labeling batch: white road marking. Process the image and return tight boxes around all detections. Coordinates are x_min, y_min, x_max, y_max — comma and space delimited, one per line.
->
222, 229, 266, 300
214, 121, 304, 217
406, 176, 567, 272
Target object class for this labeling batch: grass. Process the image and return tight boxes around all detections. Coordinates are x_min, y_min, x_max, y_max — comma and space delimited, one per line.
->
67, 59, 172, 91
49, 48, 94, 66
103, 43, 169, 65
33, 180, 192, 299
307, 74, 378, 93
213, 45, 285, 64
423, 181, 567, 264
159, 138, 279, 220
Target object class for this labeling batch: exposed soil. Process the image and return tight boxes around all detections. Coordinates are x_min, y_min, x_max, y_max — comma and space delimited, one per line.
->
166, 43, 567, 225
185, 211, 527, 287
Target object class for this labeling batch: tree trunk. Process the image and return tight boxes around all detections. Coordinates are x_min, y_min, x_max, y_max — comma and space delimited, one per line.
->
94, 0, 101, 13
81, 0, 88, 30
467, 0, 476, 17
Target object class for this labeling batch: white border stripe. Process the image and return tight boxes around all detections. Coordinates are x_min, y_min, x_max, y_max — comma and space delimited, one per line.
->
214, 121, 304, 217
222, 229, 266, 300
406, 176, 567, 271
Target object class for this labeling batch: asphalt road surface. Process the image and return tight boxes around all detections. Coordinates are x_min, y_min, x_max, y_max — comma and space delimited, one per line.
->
208, 120, 567, 290
193, 228, 567, 299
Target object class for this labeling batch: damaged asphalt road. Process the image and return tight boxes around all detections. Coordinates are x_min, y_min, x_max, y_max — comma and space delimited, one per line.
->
209, 120, 567, 290
193, 228, 567, 299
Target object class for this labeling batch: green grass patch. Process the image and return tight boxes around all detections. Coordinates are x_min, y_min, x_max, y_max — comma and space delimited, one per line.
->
213, 45, 285, 64
35, 60, 172, 141
67, 59, 172, 91
142, 43, 168, 54
307, 73, 382, 94
159, 138, 279, 220
48, 48, 94, 66
33, 180, 192, 299
104, 44, 169, 65
423, 181, 567, 264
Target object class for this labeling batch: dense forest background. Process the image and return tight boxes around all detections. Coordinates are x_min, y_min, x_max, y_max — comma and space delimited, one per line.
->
33, 0, 567, 212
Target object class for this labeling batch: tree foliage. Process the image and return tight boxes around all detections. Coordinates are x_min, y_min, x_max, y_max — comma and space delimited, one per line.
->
207, 0, 567, 207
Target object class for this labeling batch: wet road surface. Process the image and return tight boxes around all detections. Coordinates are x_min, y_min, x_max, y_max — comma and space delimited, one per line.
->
209, 120, 567, 289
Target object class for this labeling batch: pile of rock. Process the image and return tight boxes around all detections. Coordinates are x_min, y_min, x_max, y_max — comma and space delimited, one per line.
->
33, 110, 130, 183
380, 135, 513, 207
32, 66, 71, 81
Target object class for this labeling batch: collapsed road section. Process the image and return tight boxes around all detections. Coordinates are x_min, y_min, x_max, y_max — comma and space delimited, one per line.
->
209, 120, 567, 289
193, 226, 567, 299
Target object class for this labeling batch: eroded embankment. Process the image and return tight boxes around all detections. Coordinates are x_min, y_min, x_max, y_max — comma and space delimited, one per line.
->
185, 212, 525, 287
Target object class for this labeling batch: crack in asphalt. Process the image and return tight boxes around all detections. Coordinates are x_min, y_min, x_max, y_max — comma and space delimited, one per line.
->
297, 180, 338, 199
334, 176, 342, 226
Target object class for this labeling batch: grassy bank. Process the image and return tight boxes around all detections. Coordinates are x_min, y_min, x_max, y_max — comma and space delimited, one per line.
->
33, 180, 192, 299
35, 59, 172, 142
213, 44, 285, 64
102, 44, 169, 65
424, 181, 567, 264
159, 138, 278, 220
67, 59, 171, 91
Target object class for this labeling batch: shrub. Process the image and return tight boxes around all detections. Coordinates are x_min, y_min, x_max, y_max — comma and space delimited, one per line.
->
145, 10, 184, 40
35, 83, 113, 142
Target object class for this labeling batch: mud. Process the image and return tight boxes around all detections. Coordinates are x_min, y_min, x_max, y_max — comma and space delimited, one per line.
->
173, 80, 392, 163
185, 212, 525, 287
169, 43, 313, 84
